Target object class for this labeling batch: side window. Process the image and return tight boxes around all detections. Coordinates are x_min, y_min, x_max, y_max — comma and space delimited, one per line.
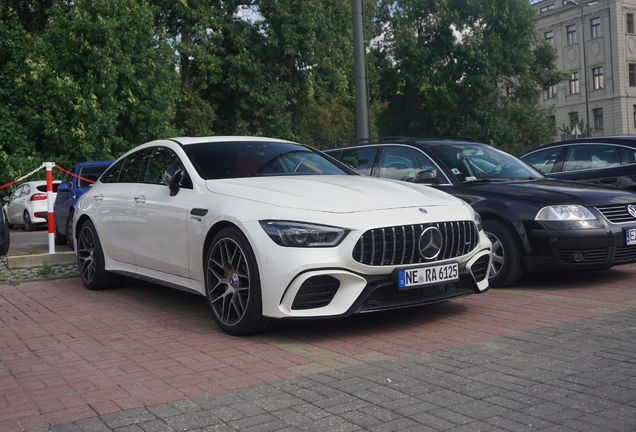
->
143, 147, 192, 188
101, 159, 126, 183
21, 185, 30, 196
337, 147, 379, 176
119, 149, 149, 183
379, 146, 438, 182
619, 147, 636, 165
522, 148, 562, 173
11, 186, 23, 201
562, 145, 619, 172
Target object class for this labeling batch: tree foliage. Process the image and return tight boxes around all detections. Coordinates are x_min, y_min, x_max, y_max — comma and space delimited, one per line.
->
0, 0, 568, 190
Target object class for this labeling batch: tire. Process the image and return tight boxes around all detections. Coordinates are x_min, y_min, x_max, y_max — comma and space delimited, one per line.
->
54, 218, 67, 245
23, 211, 35, 231
66, 213, 75, 250
205, 227, 278, 336
77, 219, 124, 290
483, 219, 525, 288
0, 221, 9, 256
3, 211, 13, 230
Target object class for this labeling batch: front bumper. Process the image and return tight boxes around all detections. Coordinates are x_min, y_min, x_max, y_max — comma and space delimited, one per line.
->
524, 219, 636, 272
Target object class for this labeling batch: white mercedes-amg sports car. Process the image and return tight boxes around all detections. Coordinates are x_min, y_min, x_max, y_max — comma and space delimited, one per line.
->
74, 136, 492, 335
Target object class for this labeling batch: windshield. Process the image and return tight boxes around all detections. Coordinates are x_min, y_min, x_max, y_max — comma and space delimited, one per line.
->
184, 141, 354, 180
427, 144, 544, 183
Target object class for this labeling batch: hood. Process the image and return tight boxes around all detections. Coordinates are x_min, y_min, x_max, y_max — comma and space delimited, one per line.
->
468, 178, 636, 206
207, 175, 465, 213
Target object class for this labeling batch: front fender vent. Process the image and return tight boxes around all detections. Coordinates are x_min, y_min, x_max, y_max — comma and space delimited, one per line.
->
353, 221, 479, 266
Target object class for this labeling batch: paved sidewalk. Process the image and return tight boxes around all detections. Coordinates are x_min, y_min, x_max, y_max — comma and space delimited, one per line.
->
1, 266, 635, 431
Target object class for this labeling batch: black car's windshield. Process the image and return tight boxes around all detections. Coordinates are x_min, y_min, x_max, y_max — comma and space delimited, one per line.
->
184, 141, 353, 180
427, 144, 544, 183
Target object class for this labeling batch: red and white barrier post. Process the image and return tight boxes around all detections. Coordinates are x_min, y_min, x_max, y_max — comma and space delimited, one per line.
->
45, 162, 55, 254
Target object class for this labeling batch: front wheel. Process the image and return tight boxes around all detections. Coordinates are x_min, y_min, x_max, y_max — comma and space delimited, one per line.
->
483, 219, 525, 288
205, 227, 277, 336
77, 219, 124, 290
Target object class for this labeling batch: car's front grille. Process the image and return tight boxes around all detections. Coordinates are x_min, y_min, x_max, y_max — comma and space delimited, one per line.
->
595, 204, 636, 224
352, 221, 479, 266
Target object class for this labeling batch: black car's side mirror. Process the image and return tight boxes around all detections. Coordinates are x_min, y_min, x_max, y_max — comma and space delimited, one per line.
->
162, 164, 184, 197
414, 170, 442, 184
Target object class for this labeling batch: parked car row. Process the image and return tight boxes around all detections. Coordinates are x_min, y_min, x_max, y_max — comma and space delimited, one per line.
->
4, 134, 636, 336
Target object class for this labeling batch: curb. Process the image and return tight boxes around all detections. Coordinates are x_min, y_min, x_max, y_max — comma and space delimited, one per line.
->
6, 251, 76, 268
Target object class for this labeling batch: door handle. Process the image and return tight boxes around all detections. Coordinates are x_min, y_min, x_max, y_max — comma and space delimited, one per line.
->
134, 196, 146, 204
94, 194, 104, 201
600, 178, 618, 184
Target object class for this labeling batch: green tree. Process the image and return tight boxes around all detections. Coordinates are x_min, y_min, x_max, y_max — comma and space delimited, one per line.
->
370, 0, 568, 152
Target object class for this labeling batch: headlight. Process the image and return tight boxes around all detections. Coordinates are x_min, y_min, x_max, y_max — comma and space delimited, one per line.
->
474, 211, 483, 231
535, 205, 596, 221
259, 221, 349, 247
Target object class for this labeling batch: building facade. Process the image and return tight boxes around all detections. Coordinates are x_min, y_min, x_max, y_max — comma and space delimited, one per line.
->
533, 0, 636, 139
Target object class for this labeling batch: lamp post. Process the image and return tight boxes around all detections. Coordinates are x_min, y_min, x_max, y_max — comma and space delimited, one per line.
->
565, 0, 594, 136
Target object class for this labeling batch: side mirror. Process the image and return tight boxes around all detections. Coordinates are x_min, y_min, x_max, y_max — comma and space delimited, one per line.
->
3, 196, 8, 202
414, 170, 442, 184
162, 164, 183, 197
57, 183, 69, 193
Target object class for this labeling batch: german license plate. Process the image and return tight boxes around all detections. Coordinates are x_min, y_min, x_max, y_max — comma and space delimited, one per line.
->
625, 228, 636, 246
398, 263, 459, 289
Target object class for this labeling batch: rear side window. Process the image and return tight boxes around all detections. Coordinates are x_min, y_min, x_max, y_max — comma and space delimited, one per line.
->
619, 147, 636, 165
102, 150, 149, 183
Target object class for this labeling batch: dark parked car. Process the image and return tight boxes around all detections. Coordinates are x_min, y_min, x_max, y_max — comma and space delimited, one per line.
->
0, 206, 9, 256
54, 160, 112, 249
323, 137, 636, 287
518, 136, 636, 191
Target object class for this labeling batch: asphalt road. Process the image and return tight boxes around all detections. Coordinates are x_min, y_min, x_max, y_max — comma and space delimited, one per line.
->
5, 226, 72, 256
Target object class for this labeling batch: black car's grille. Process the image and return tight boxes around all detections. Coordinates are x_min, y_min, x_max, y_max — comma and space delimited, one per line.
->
614, 246, 636, 263
556, 249, 607, 265
595, 204, 636, 224
353, 221, 479, 266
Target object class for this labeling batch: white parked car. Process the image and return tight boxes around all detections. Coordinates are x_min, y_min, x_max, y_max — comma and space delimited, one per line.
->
3, 180, 61, 231
73, 137, 492, 335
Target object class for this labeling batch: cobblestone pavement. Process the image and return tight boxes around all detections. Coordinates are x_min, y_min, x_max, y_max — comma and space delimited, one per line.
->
1, 264, 635, 432
0, 257, 79, 284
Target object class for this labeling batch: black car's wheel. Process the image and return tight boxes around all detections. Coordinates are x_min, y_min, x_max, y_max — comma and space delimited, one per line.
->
483, 219, 525, 288
23, 211, 35, 231
205, 227, 277, 336
77, 219, 124, 290
66, 212, 75, 250
0, 220, 9, 255
3, 211, 13, 230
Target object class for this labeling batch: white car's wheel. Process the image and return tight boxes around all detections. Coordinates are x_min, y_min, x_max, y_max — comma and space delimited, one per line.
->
205, 227, 277, 336
77, 220, 124, 290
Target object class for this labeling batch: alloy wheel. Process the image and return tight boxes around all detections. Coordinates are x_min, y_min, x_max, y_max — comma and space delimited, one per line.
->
77, 224, 96, 284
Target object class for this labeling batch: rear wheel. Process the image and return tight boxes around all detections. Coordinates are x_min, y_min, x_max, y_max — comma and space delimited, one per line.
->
205, 227, 277, 336
23, 211, 35, 231
483, 219, 525, 288
77, 219, 124, 290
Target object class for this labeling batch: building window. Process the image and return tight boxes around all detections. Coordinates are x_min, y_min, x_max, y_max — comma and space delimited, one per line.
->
567, 24, 577, 44
593, 108, 603, 130
545, 31, 554, 45
631, 64, 636, 86
570, 72, 580, 94
628, 13, 634, 33
593, 67, 604, 89
547, 85, 557, 99
569, 112, 579, 127
591, 17, 601, 38
540, 4, 555, 13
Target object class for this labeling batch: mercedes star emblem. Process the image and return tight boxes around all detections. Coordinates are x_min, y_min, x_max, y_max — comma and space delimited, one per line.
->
418, 226, 443, 260
628, 204, 636, 219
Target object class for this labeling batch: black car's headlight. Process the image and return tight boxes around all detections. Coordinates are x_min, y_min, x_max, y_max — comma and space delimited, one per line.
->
535, 205, 596, 221
260, 221, 349, 247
